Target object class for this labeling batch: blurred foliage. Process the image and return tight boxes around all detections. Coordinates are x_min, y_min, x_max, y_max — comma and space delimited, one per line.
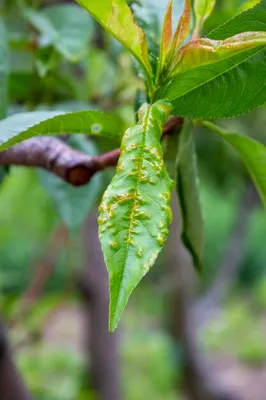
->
0, 0, 266, 398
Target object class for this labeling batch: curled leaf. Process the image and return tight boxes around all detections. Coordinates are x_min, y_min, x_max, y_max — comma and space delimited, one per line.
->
170, 31, 266, 76
99, 100, 173, 332
176, 120, 204, 270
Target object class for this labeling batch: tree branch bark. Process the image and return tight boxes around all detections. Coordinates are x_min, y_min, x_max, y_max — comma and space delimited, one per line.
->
0, 117, 183, 186
0, 319, 33, 400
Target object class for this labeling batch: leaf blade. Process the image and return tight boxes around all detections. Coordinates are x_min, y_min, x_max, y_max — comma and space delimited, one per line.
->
0, 110, 122, 151
157, 31, 266, 118
98, 101, 173, 332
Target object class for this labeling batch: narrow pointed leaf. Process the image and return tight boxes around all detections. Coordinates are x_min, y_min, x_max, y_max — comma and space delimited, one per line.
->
160, 0, 173, 69
201, 120, 266, 208
0, 18, 8, 119
75, 0, 152, 77
157, 31, 266, 118
176, 120, 204, 270
99, 101, 174, 332
171, 0, 191, 50
193, 0, 216, 37
0, 110, 122, 151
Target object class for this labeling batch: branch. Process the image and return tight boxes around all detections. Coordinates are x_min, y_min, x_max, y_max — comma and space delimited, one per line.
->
0, 117, 183, 186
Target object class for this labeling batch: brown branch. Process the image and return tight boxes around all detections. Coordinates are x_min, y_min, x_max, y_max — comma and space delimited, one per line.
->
0, 117, 183, 186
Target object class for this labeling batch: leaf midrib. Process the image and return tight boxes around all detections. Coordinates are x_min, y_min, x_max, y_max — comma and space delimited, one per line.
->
116, 105, 151, 301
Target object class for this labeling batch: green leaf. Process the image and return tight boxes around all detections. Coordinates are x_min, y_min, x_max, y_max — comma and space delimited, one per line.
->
176, 120, 204, 270
98, 100, 173, 332
75, 0, 152, 77
159, 0, 191, 76
207, 0, 266, 39
193, 0, 216, 36
38, 136, 102, 230
157, 31, 266, 118
160, 0, 173, 70
0, 18, 9, 119
0, 110, 122, 151
200, 120, 266, 208
24, 4, 93, 62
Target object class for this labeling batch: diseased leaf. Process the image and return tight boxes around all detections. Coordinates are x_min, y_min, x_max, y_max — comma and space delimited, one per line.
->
193, 0, 216, 37
0, 18, 8, 119
157, 31, 266, 118
39, 136, 103, 230
201, 120, 266, 208
24, 4, 93, 62
0, 110, 122, 151
75, 0, 152, 77
176, 120, 204, 270
99, 100, 173, 332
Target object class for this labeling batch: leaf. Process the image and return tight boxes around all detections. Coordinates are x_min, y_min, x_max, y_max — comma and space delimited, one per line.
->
157, 31, 266, 118
75, 0, 152, 77
159, 0, 191, 75
171, 0, 191, 51
160, 0, 173, 70
176, 120, 204, 270
38, 136, 102, 230
0, 18, 9, 119
98, 100, 173, 332
24, 4, 93, 62
0, 110, 122, 151
207, 0, 266, 40
193, 0, 216, 37
201, 120, 266, 208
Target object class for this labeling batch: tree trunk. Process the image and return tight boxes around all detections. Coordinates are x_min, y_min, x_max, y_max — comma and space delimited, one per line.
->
0, 318, 32, 400
78, 212, 120, 400
194, 184, 258, 326
166, 194, 242, 400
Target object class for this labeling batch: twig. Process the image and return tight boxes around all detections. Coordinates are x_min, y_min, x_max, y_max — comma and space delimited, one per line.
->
0, 117, 183, 186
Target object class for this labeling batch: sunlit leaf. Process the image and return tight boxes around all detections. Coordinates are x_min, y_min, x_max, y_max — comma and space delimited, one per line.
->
157, 31, 266, 118
75, 0, 152, 77
176, 120, 204, 270
98, 100, 173, 332
0, 110, 122, 151
201, 120, 266, 208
